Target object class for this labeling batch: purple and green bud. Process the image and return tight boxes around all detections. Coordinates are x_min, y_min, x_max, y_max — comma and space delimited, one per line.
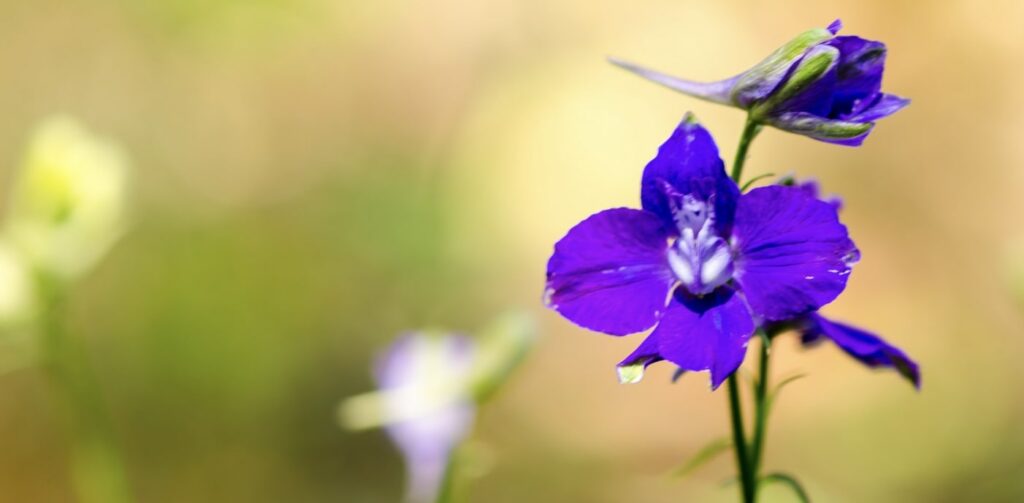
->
610, 19, 908, 146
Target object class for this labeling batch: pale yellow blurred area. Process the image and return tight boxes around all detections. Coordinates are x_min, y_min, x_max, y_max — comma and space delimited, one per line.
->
0, 0, 1021, 501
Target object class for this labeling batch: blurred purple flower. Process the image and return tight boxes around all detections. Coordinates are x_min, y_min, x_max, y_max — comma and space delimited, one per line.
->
341, 314, 535, 502
610, 19, 909, 146
375, 333, 476, 503
545, 114, 859, 388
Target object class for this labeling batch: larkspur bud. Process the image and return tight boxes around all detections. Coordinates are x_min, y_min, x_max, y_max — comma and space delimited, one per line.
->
610, 19, 908, 146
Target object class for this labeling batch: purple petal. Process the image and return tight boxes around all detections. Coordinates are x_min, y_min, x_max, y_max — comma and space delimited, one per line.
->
546, 208, 675, 335
826, 36, 887, 119
827, 19, 843, 35
608, 57, 737, 106
847, 93, 910, 122
640, 115, 738, 232
733, 186, 859, 321
801, 314, 920, 388
375, 333, 477, 503
790, 178, 843, 211
654, 289, 755, 390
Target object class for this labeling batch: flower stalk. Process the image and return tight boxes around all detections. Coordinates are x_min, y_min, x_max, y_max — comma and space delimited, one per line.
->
726, 124, 769, 503
750, 335, 771, 478
435, 449, 459, 503
37, 272, 132, 503
726, 376, 755, 503
730, 116, 761, 183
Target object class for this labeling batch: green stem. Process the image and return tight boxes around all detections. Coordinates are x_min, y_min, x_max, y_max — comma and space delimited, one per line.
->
39, 273, 132, 503
726, 115, 765, 503
434, 448, 459, 503
730, 116, 762, 183
750, 335, 771, 480
727, 376, 755, 503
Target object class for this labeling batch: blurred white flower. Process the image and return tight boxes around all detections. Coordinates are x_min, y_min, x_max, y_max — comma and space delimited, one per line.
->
0, 240, 35, 326
6, 115, 129, 280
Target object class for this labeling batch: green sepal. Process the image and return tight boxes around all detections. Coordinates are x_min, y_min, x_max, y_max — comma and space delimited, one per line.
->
729, 27, 834, 107
751, 45, 839, 121
768, 112, 874, 142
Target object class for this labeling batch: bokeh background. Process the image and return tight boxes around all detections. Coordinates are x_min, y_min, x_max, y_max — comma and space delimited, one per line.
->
0, 0, 1022, 501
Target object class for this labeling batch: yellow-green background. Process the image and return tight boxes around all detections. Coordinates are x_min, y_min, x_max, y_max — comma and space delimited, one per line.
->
0, 0, 1021, 501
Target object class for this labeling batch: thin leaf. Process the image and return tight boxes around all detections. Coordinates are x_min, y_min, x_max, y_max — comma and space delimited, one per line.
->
740, 172, 776, 191
669, 437, 732, 479
773, 373, 807, 394
767, 373, 808, 411
761, 472, 811, 502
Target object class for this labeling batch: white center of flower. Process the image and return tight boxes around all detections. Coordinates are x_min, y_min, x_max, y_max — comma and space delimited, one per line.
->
666, 194, 734, 295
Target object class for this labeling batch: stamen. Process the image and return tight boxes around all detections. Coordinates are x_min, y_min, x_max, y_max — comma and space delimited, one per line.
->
700, 245, 733, 290
668, 194, 734, 295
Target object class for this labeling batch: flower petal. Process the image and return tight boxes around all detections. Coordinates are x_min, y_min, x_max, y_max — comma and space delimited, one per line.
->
546, 208, 675, 335
733, 186, 859, 321
801, 314, 920, 388
847, 93, 910, 123
640, 115, 739, 231
616, 332, 663, 384
825, 36, 886, 118
654, 289, 755, 390
783, 177, 843, 211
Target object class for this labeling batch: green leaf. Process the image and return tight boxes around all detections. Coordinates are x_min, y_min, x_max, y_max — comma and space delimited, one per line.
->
669, 437, 732, 479
761, 472, 811, 502
773, 373, 807, 394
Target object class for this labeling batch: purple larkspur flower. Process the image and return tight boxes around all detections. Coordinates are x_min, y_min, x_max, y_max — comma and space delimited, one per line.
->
610, 19, 909, 146
545, 114, 860, 389
375, 333, 476, 503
